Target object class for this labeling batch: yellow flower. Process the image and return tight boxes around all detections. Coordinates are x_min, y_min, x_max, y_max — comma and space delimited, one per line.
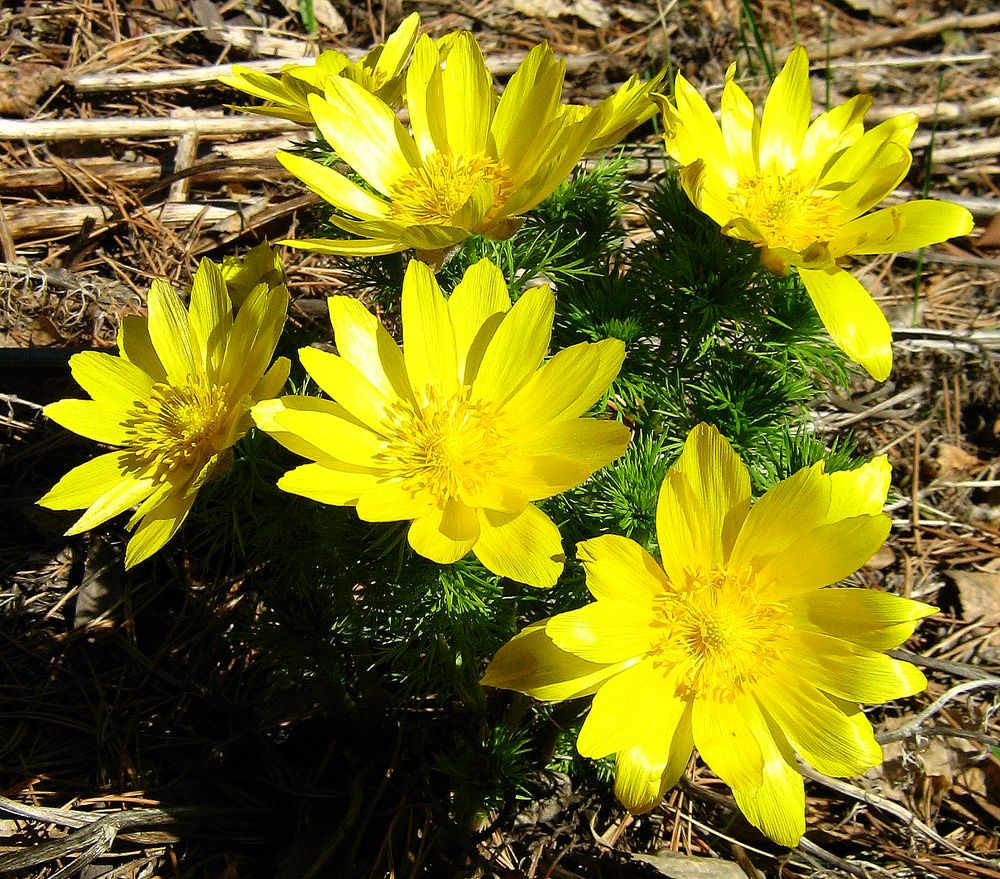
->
654, 47, 973, 381
275, 33, 655, 265
561, 69, 666, 155
483, 423, 934, 845
219, 12, 420, 124
252, 258, 630, 587
38, 253, 291, 567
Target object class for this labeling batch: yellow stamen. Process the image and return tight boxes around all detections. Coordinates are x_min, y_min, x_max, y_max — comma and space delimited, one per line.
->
388, 152, 512, 228
733, 172, 842, 251
123, 381, 230, 477
652, 567, 789, 701
376, 386, 510, 504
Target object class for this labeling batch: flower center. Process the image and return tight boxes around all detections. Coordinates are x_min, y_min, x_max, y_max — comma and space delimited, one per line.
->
123, 381, 231, 477
388, 152, 512, 228
651, 567, 789, 701
732, 172, 842, 252
376, 386, 509, 504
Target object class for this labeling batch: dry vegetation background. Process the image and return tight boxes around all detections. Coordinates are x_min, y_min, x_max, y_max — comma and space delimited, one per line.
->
0, 1, 999, 877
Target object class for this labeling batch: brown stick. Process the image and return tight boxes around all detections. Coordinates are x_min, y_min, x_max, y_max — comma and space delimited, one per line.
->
792, 11, 1000, 61
0, 114, 298, 142
867, 95, 1000, 125
67, 50, 605, 95
166, 110, 200, 203
3, 202, 242, 238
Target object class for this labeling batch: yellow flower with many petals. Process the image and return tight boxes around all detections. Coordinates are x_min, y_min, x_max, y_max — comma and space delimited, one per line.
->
39, 253, 291, 567
219, 12, 420, 124
252, 258, 630, 587
483, 423, 934, 845
654, 47, 973, 381
276, 33, 657, 265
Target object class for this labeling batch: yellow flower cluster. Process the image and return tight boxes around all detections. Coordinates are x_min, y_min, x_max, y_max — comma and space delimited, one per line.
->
37, 20, 955, 851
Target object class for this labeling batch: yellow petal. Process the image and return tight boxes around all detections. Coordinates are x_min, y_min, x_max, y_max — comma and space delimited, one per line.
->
576, 534, 669, 604
836, 200, 974, 256
252, 395, 354, 464
678, 160, 742, 229
44, 398, 128, 446
757, 671, 881, 776
405, 35, 446, 159
691, 693, 765, 792
38, 450, 134, 511
755, 513, 891, 599
369, 11, 420, 74
308, 83, 419, 196
252, 356, 291, 402
276, 150, 390, 220
439, 32, 493, 158
124, 489, 196, 568
408, 503, 478, 564
147, 279, 197, 382
501, 338, 625, 427
447, 258, 511, 385
117, 315, 166, 383
65, 469, 157, 535
327, 215, 468, 252
491, 42, 563, 171
545, 600, 654, 664
789, 587, 936, 651
615, 703, 693, 814
582, 68, 664, 155
187, 257, 233, 375
68, 351, 154, 409
826, 456, 891, 523
798, 266, 893, 381
829, 146, 911, 221
728, 461, 830, 579
401, 259, 459, 398
798, 94, 872, 180
278, 236, 409, 257
220, 283, 289, 400
277, 462, 383, 506
759, 46, 812, 175
820, 112, 916, 188
516, 419, 631, 479
720, 66, 759, 179
299, 346, 393, 429
787, 630, 928, 702
578, 660, 684, 759
471, 456, 587, 508
657, 423, 752, 579
474, 504, 564, 587
661, 74, 734, 184
470, 285, 554, 407
500, 109, 605, 217
264, 403, 384, 468
355, 479, 438, 522
481, 621, 630, 701
328, 295, 413, 404
730, 702, 805, 848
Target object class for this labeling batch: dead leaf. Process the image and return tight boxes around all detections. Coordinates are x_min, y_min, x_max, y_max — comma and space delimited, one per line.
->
864, 545, 896, 571
974, 213, 1000, 249
837, 0, 897, 20
943, 570, 1000, 622
632, 852, 751, 878
276, 0, 347, 34
927, 442, 982, 478
510, 0, 612, 29
0, 63, 62, 117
